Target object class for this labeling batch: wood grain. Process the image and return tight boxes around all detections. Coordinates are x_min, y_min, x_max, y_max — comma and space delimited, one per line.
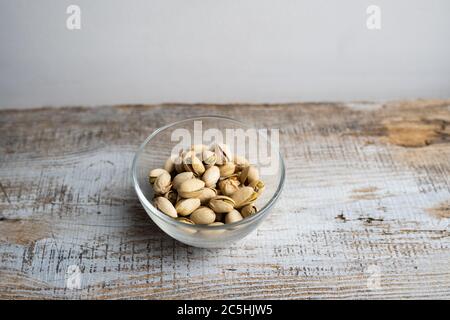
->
0, 100, 449, 299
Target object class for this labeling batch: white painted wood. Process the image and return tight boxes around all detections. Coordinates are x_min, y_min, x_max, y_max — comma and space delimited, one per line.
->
0, 100, 449, 299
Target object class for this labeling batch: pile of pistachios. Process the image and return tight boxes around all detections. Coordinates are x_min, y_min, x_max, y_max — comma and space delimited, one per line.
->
149, 144, 264, 227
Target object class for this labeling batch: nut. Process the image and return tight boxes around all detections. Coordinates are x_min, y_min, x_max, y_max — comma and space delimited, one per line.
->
209, 195, 235, 213
225, 209, 243, 224
202, 150, 217, 168
190, 206, 216, 224
231, 186, 258, 208
211, 143, 232, 165
197, 187, 217, 204
163, 189, 178, 205
163, 157, 175, 173
149, 168, 169, 184
153, 171, 172, 194
177, 217, 195, 225
172, 172, 194, 190
240, 165, 259, 185
202, 166, 220, 187
218, 176, 240, 196
183, 151, 206, 176
219, 162, 236, 178
240, 204, 257, 218
178, 179, 205, 198
249, 180, 265, 194
154, 197, 177, 218
175, 198, 201, 216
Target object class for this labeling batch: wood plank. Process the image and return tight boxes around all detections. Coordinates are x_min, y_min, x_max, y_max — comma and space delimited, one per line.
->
0, 100, 449, 299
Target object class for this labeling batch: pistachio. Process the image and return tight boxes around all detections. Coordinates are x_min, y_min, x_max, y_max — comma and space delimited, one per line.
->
233, 155, 249, 170
211, 143, 232, 165
190, 206, 216, 224
172, 172, 194, 190
190, 144, 209, 154
177, 217, 195, 225
240, 204, 257, 218
153, 171, 172, 194
240, 165, 259, 185
231, 186, 259, 208
163, 189, 178, 205
209, 195, 235, 213
183, 151, 206, 176
154, 197, 177, 218
202, 166, 220, 188
218, 176, 240, 196
174, 154, 185, 173
175, 198, 201, 216
200, 222, 225, 236
178, 179, 205, 198
202, 150, 217, 168
209, 222, 224, 226
249, 180, 265, 194
225, 209, 244, 224
219, 162, 236, 178
197, 187, 217, 204
149, 168, 169, 184
163, 156, 175, 173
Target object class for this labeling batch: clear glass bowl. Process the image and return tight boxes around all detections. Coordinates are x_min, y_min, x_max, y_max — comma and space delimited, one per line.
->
132, 116, 285, 248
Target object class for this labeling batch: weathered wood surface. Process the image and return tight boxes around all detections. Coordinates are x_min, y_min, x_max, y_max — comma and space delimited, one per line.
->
0, 100, 449, 299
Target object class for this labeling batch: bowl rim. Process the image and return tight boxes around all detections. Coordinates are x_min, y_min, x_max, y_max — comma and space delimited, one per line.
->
131, 115, 285, 230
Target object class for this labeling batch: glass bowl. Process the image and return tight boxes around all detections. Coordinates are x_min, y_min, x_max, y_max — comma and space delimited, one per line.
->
132, 116, 285, 248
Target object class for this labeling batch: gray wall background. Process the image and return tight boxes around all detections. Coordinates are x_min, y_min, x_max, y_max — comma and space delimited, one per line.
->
0, 0, 449, 109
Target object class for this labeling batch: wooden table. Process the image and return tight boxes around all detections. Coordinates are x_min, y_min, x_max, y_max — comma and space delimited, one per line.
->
1, 100, 449, 299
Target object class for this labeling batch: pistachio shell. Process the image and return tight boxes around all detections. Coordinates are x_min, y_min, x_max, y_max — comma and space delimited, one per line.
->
153, 172, 172, 194
233, 155, 249, 171
183, 151, 206, 176
231, 186, 258, 208
225, 209, 243, 224
148, 168, 169, 184
190, 206, 216, 224
202, 150, 217, 168
218, 177, 240, 196
178, 179, 205, 198
190, 144, 208, 154
211, 143, 232, 165
177, 217, 195, 225
209, 222, 224, 226
154, 197, 177, 218
172, 172, 194, 190
202, 166, 220, 187
208, 196, 235, 213
200, 222, 225, 236
197, 187, 218, 204
240, 165, 259, 184
249, 179, 265, 194
163, 189, 178, 205
163, 157, 175, 173
175, 198, 201, 216
219, 162, 236, 178
240, 204, 257, 218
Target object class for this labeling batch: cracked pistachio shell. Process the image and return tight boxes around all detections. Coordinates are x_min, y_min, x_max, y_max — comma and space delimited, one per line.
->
190, 206, 216, 224
240, 165, 260, 185
177, 217, 195, 225
197, 187, 217, 204
219, 162, 236, 178
218, 176, 240, 196
175, 198, 201, 216
240, 204, 257, 218
163, 189, 178, 205
233, 155, 250, 171
249, 180, 265, 194
231, 186, 259, 208
211, 143, 232, 165
154, 197, 177, 218
178, 179, 205, 198
225, 209, 244, 224
174, 154, 185, 173
202, 166, 220, 188
202, 150, 217, 168
208, 195, 235, 213
183, 151, 206, 176
172, 172, 194, 190
163, 156, 175, 173
153, 171, 172, 194
149, 168, 169, 184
